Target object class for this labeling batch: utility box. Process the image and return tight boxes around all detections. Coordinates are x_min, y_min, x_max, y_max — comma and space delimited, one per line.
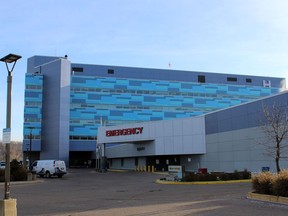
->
198, 168, 207, 174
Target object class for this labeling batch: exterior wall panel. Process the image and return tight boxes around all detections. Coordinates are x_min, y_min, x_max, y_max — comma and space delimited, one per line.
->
204, 124, 288, 173
39, 59, 70, 163
100, 116, 206, 157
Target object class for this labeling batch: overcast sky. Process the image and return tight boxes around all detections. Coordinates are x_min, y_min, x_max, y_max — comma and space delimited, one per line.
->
1, 0, 288, 141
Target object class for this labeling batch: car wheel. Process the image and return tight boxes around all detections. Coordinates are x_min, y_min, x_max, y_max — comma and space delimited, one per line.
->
45, 171, 51, 178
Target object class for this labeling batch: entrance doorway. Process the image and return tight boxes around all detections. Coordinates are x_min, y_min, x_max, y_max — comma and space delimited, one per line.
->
69, 151, 95, 168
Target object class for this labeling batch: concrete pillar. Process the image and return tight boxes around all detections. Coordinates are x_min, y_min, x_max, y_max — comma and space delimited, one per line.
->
27, 172, 32, 181
32, 174, 37, 181
0, 199, 17, 216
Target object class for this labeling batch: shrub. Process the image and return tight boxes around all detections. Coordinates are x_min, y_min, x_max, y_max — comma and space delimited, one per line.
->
218, 173, 229, 181
0, 160, 28, 182
252, 172, 275, 195
230, 170, 241, 180
242, 169, 251, 179
10, 159, 27, 181
0, 169, 5, 182
183, 170, 251, 182
272, 170, 288, 197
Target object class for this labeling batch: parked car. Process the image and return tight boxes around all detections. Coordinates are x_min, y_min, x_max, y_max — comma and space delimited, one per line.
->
32, 160, 67, 178
0, 161, 5, 169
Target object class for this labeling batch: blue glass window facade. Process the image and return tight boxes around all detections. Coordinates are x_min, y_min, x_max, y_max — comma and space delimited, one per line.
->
23, 74, 43, 140
69, 75, 280, 140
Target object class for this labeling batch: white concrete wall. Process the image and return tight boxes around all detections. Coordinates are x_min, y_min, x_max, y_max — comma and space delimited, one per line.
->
41, 58, 70, 163
99, 116, 206, 157
110, 157, 136, 170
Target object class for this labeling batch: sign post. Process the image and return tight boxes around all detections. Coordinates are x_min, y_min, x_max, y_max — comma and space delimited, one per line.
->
168, 165, 185, 181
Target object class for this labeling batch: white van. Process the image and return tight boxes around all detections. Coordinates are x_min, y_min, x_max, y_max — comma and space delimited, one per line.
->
32, 160, 67, 178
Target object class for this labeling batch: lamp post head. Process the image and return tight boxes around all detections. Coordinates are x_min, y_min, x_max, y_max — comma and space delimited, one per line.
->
0, 53, 22, 63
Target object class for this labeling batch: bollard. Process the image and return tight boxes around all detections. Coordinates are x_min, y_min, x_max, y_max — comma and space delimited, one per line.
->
148, 165, 150, 172
0, 199, 17, 216
152, 165, 154, 173
27, 172, 32, 181
32, 173, 37, 181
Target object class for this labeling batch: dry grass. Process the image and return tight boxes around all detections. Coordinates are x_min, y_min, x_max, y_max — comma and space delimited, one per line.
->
252, 170, 288, 197
252, 172, 275, 195
272, 170, 288, 197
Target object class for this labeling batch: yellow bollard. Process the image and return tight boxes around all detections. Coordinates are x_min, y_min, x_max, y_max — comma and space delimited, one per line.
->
148, 165, 150, 172
152, 165, 154, 173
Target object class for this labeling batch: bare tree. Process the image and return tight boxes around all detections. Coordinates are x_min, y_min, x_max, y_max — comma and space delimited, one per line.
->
260, 103, 288, 173
0, 141, 23, 162
0, 142, 5, 161
10, 142, 23, 161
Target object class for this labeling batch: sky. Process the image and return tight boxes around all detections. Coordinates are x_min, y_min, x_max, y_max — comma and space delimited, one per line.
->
1, 0, 288, 141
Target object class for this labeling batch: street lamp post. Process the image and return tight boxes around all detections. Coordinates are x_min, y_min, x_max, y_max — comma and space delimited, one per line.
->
26, 144, 29, 168
27, 127, 34, 170
0, 53, 21, 200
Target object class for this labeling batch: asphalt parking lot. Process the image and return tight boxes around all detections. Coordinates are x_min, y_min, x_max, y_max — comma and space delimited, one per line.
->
1, 169, 288, 216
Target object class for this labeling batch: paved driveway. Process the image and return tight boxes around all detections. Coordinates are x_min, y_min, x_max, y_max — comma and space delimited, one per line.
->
1, 169, 288, 216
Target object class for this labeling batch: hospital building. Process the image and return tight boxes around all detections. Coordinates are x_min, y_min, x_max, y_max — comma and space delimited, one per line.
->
23, 55, 287, 172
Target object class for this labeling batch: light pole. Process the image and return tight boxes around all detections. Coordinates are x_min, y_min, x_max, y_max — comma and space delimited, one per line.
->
27, 127, 34, 171
0, 53, 21, 200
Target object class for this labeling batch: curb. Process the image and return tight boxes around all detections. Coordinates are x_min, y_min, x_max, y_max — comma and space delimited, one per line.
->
247, 192, 288, 205
107, 169, 131, 173
156, 179, 251, 185
0, 179, 44, 185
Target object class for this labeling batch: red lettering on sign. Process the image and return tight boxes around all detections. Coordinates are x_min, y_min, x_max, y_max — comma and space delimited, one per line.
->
106, 127, 144, 137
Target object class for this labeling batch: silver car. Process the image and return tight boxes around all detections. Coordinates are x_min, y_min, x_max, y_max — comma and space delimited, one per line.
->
0, 161, 6, 169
